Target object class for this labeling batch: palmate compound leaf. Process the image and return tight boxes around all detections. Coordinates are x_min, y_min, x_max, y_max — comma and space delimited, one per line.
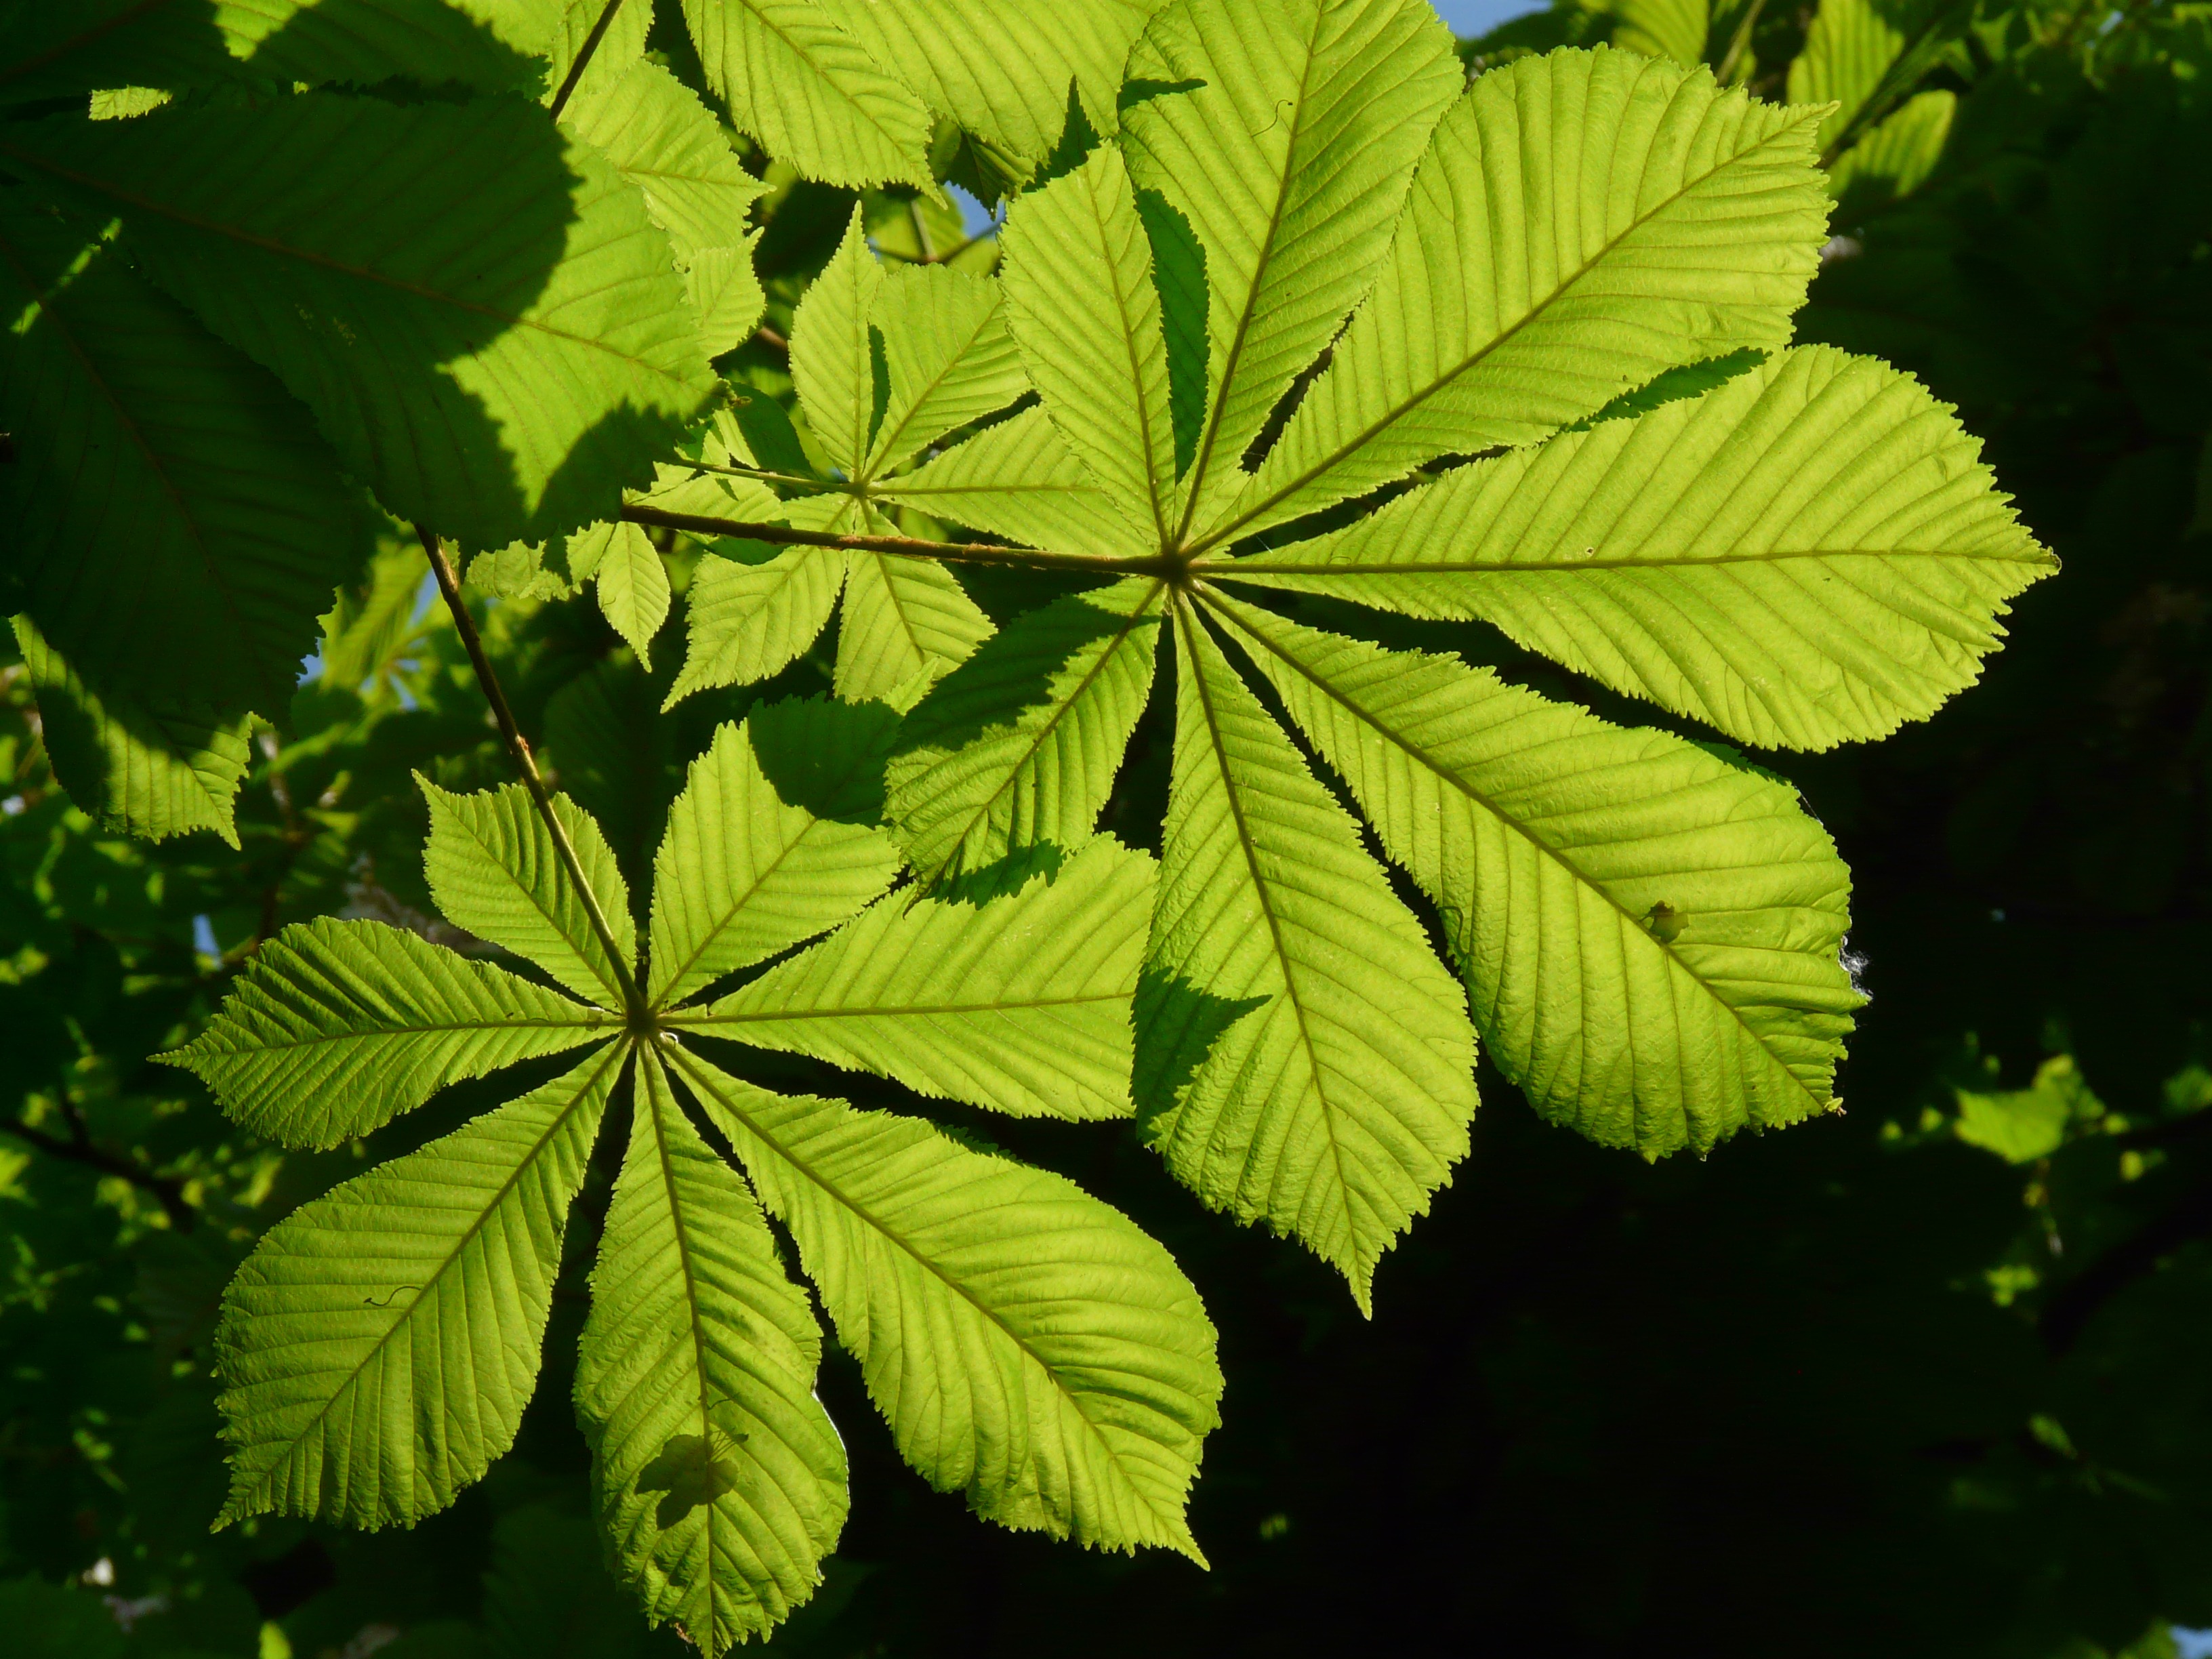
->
668, 1044, 1223, 1558
674, 836, 1157, 1122
210, 1041, 622, 1529
1116, 0, 1463, 532
647, 697, 905, 1009
668, 216, 1000, 708
1221, 346, 2060, 750
0, 91, 717, 550
1139, 601, 1479, 1309
576, 1044, 848, 1650
163, 918, 615, 1149
1188, 45, 1836, 550
1198, 590, 1864, 1157
0, 189, 373, 725
419, 775, 636, 1007
885, 577, 1168, 887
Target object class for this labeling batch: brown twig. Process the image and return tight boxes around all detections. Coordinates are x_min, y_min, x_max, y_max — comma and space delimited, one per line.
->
0, 1118, 195, 1232
415, 525, 646, 1018
619, 503, 1172, 577
548, 0, 629, 121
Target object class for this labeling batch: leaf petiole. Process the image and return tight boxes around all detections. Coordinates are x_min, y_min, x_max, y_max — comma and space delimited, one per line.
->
416, 525, 649, 1019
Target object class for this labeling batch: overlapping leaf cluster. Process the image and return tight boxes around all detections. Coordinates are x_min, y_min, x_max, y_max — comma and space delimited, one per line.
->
5, 0, 2060, 1652
169, 700, 1221, 1647
645, 1, 2053, 1295
0, 0, 1135, 840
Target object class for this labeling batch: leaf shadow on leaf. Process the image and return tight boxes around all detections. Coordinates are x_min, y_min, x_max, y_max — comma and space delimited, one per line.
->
1034, 79, 1103, 188
634, 1430, 748, 1530
748, 695, 901, 823
13, 16, 698, 551
1136, 188, 1208, 480
887, 589, 1139, 766
1130, 963, 1269, 1137
0, 0, 548, 106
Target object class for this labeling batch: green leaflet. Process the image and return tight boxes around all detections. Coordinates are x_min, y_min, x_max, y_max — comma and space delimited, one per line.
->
872, 405, 1151, 559
679, 836, 1156, 1121
680, 0, 934, 189
0, 190, 371, 719
212, 1042, 620, 1528
886, 577, 1167, 886
1001, 144, 1184, 547
1203, 590, 1862, 1157
420, 777, 637, 1006
1139, 603, 1478, 1309
815, 0, 1164, 161
789, 208, 884, 474
670, 1047, 1223, 1557
865, 264, 1027, 474
14, 615, 255, 847
164, 918, 613, 1149
667, 543, 848, 706
1202, 46, 1832, 550
647, 699, 903, 1008
559, 59, 766, 262
686, 241, 768, 359
0, 0, 563, 106
834, 539, 996, 706
592, 520, 672, 667
1119, 0, 1460, 529
0, 93, 716, 548
577, 1046, 847, 1649
1224, 346, 2057, 750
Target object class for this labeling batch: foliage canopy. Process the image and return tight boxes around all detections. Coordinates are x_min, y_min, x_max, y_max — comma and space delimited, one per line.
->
16, 0, 2205, 1654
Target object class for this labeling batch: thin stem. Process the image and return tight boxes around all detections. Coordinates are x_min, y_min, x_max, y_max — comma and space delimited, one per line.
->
753, 324, 790, 361
0, 1118, 195, 1232
548, 0, 628, 121
691, 458, 842, 493
1715, 0, 1771, 85
619, 503, 1174, 577
415, 525, 647, 1019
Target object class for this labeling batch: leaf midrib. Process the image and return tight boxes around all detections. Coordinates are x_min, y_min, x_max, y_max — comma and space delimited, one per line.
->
1172, 600, 1360, 1275
0, 144, 697, 384
1191, 115, 1821, 554
864, 296, 1005, 478
1221, 545, 2056, 576
1168, 3, 1327, 543
680, 992, 1124, 1025
234, 1039, 623, 1514
1204, 590, 1832, 1115
635, 1045, 736, 1643
668, 1046, 1189, 1540
653, 813, 882, 1008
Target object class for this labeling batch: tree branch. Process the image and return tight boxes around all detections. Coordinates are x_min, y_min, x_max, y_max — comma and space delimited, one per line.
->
2041, 1178, 2212, 1353
548, 0, 630, 121
0, 1118, 195, 1233
415, 525, 647, 1019
619, 503, 1172, 577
